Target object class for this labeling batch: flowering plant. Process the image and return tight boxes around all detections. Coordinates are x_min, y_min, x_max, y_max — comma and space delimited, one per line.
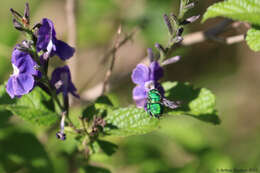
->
1, 0, 245, 172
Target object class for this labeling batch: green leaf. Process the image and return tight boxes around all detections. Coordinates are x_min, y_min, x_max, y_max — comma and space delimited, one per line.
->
0, 86, 58, 126
2, 105, 58, 126
97, 140, 118, 156
89, 141, 101, 154
0, 84, 14, 128
104, 107, 160, 137
95, 95, 114, 106
106, 93, 120, 107
163, 82, 220, 125
246, 27, 260, 51
0, 111, 12, 129
0, 84, 15, 105
82, 95, 114, 121
202, 0, 260, 25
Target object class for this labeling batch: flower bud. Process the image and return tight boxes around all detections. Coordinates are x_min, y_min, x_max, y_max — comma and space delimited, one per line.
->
163, 14, 173, 35
161, 56, 181, 66
155, 43, 165, 53
24, 2, 30, 24
174, 36, 183, 43
10, 8, 22, 19
12, 18, 24, 31
56, 132, 66, 140
147, 48, 155, 62
184, 1, 198, 10
180, 15, 200, 25
177, 27, 184, 36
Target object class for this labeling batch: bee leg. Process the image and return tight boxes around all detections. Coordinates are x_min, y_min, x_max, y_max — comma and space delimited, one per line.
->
147, 110, 153, 117
155, 114, 161, 119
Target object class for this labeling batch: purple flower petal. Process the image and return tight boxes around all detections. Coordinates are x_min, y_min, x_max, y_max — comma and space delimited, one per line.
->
6, 74, 34, 98
51, 66, 71, 86
135, 98, 147, 108
11, 48, 38, 76
13, 74, 34, 96
131, 61, 165, 108
36, 18, 55, 52
133, 86, 147, 108
36, 18, 74, 60
54, 39, 75, 60
69, 82, 80, 98
131, 64, 150, 85
133, 85, 147, 100
149, 61, 163, 81
51, 65, 79, 98
6, 47, 39, 98
6, 77, 15, 98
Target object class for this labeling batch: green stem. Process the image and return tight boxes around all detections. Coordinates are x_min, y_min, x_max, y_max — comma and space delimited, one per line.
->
25, 23, 81, 134
46, 76, 64, 111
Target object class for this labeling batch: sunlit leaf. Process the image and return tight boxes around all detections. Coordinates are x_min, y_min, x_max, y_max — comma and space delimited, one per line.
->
246, 27, 260, 51
104, 107, 159, 137
0, 86, 58, 126
163, 81, 220, 124
202, 0, 260, 25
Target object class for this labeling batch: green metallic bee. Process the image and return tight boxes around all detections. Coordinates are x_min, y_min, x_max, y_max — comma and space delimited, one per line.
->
146, 88, 179, 118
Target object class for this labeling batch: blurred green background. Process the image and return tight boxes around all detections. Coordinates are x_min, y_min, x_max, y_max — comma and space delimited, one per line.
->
1, 0, 260, 173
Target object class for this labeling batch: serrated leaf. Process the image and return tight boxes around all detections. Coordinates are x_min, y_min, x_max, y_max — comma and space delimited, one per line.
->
163, 82, 220, 124
0, 86, 58, 126
2, 105, 58, 126
104, 107, 159, 137
202, 0, 260, 25
246, 27, 260, 51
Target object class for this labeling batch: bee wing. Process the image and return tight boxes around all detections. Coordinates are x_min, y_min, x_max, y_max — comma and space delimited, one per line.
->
162, 98, 180, 109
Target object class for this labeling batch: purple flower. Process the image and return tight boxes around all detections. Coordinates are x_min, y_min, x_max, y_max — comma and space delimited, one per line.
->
36, 18, 75, 60
6, 48, 39, 98
50, 66, 79, 98
131, 61, 164, 108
